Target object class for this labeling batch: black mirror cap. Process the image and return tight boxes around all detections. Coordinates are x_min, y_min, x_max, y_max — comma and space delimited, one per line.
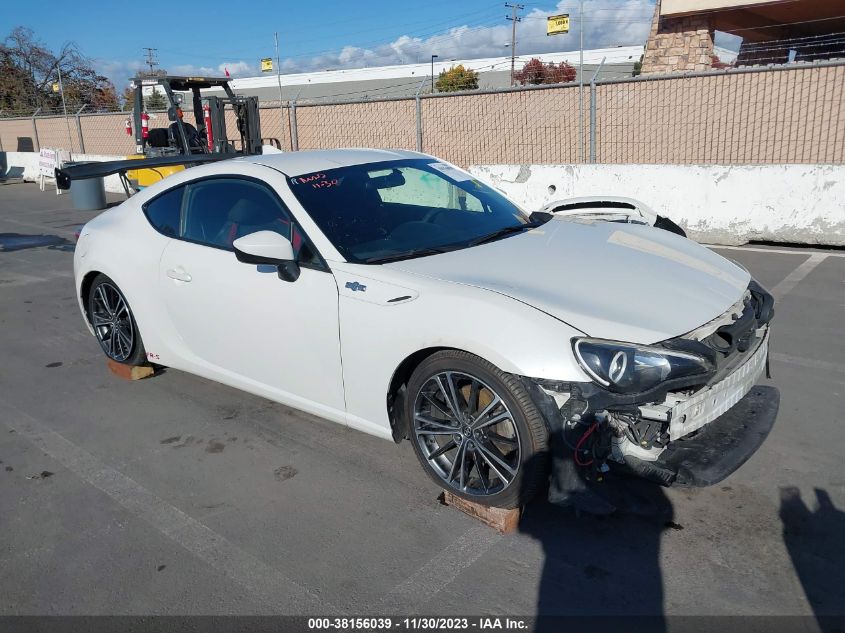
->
167, 107, 178, 122
233, 247, 300, 282
277, 261, 300, 282
234, 246, 286, 266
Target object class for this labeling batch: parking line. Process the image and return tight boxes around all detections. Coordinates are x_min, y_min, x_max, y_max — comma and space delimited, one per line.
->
2, 401, 336, 614
707, 244, 845, 259
769, 253, 828, 301
771, 352, 845, 375
383, 524, 501, 610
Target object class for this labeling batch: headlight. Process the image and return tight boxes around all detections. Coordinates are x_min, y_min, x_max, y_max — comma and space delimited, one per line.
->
572, 338, 712, 393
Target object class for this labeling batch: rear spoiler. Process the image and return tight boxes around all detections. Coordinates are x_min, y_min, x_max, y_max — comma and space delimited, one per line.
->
54, 154, 239, 190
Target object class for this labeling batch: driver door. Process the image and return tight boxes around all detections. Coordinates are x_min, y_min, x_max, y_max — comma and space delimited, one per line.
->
157, 176, 346, 422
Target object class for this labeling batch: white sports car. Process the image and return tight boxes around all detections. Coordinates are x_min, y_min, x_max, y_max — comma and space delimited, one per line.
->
69, 149, 778, 512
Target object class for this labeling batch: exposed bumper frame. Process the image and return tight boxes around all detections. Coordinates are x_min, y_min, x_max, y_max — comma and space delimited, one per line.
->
620, 384, 780, 487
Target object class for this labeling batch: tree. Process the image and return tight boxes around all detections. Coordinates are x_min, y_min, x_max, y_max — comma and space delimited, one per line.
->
0, 26, 120, 114
144, 87, 167, 111
514, 57, 577, 85
632, 55, 643, 77
435, 65, 479, 92
121, 85, 136, 110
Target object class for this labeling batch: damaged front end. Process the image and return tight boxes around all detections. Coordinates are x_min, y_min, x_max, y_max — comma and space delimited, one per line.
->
522, 280, 779, 509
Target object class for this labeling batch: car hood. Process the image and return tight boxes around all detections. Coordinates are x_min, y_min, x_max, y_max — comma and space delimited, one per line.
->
389, 218, 750, 344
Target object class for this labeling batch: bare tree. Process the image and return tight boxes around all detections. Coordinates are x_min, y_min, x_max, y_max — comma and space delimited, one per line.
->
0, 26, 120, 114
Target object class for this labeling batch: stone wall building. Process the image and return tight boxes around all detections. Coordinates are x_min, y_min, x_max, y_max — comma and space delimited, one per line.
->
641, 0, 845, 74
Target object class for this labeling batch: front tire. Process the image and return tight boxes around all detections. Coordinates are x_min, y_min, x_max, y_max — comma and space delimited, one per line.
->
406, 350, 549, 509
87, 274, 147, 365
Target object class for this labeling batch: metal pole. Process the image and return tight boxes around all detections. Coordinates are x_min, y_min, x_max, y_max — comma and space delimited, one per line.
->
75, 104, 87, 154
290, 95, 299, 152
31, 107, 42, 151
578, 0, 584, 162
274, 32, 286, 131
415, 77, 427, 152
589, 83, 596, 164
430, 55, 438, 94
57, 64, 74, 151
589, 58, 605, 164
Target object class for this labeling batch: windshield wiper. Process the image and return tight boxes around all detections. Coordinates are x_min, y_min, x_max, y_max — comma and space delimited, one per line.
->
363, 247, 446, 264
467, 219, 546, 247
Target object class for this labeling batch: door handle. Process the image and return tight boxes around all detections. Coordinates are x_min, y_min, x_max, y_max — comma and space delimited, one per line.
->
166, 267, 192, 282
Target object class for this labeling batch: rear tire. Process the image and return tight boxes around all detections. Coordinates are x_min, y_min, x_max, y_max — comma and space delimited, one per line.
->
87, 274, 147, 366
406, 350, 549, 509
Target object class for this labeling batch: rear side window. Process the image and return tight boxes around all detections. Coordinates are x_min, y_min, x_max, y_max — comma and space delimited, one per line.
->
143, 186, 184, 237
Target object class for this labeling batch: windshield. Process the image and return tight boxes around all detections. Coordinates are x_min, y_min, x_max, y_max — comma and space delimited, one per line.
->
287, 159, 534, 263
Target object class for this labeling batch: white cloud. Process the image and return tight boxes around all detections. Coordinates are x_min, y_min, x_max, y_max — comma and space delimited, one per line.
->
98, 1, 655, 85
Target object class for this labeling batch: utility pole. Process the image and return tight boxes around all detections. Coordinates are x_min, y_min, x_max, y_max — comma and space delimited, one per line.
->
142, 47, 159, 75
505, 3, 524, 86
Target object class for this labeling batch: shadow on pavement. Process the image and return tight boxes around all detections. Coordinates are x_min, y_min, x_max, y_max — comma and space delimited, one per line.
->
0, 232, 73, 253
519, 452, 675, 632
780, 486, 845, 628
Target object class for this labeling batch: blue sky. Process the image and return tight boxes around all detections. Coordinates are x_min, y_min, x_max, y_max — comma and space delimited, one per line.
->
4, 0, 736, 88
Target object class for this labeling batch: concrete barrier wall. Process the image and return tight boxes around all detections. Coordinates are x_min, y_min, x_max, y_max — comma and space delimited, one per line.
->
469, 164, 845, 247
4, 153, 843, 246
3, 151, 130, 193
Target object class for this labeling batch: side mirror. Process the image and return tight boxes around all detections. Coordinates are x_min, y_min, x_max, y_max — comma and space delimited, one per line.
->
232, 230, 300, 282
167, 106, 178, 122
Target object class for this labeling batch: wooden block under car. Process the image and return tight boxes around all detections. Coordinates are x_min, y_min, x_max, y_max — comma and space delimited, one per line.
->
442, 491, 520, 534
106, 359, 155, 381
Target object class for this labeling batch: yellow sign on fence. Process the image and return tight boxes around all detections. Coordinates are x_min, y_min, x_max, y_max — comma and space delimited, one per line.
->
52, 83, 60, 93
547, 14, 570, 36
261, 58, 273, 72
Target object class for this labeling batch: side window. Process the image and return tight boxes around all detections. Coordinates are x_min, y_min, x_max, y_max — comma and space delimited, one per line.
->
376, 167, 485, 212
143, 185, 184, 237
180, 178, 320, 267
182, 178, 293, 249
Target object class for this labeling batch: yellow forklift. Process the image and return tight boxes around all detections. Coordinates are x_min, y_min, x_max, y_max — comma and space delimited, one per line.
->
124, 75, 272, 187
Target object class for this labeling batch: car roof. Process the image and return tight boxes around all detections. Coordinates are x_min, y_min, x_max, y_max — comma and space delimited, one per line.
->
244, 148, 430, 177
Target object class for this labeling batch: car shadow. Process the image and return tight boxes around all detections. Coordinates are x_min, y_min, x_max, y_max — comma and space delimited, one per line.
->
518, 453, 674, 631
779, 486, 845, 628
0, 232, 73, 253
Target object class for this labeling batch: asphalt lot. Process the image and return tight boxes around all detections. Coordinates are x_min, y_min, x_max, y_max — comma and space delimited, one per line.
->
1, 182, 844, 621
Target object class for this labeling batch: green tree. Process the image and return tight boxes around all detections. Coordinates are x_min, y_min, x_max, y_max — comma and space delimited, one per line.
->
144, 87, 167, 111
632, 55, 643, 77
435, 65, 479, 92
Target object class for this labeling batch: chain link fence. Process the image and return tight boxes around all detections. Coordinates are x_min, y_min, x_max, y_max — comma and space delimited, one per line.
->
2, 60, 843, 165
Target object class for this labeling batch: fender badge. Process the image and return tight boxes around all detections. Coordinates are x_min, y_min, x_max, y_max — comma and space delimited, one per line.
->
345, 281, 367, 292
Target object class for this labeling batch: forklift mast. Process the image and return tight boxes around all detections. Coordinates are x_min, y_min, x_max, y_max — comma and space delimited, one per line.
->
130, 76, 264, 157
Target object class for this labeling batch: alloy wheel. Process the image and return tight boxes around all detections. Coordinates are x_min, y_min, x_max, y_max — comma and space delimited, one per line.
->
413, 371, 521, 497
91, 282, 135, 362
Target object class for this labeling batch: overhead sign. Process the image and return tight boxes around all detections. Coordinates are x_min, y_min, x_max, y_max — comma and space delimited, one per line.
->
547, 14, 570, 36
261, 58, 273, 72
